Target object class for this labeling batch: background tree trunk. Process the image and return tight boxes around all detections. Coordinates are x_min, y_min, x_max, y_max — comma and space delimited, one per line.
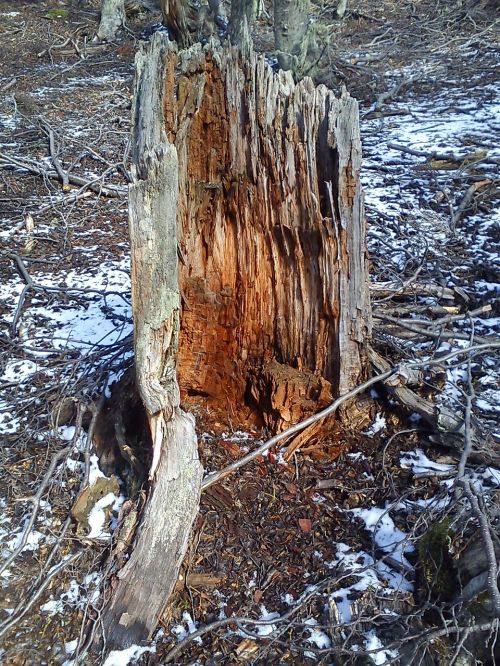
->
274, 0, 310, 74
96, 0, 126, 41
160, 0, 192, 48
336, 0, 348, 19
229, 0, 258, 51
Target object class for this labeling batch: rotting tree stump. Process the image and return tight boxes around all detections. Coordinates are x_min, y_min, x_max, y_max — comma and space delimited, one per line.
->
169, 41, 371, 432
97, 32, 371, 651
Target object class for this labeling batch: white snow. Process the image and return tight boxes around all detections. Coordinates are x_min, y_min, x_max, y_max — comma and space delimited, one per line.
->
102, 645, 155, 666
60, 426, 76, 442
305, 618, 331, 649
65, 639, 78, 655
364, 413, 387, 437
87, 492, 119, 539
41, 572, 102, 615
364, 629, 398, 665
171, 611, 202, 644
349, 507, 413, 567
328, 542, 412, 626
400, 449, 455, 475
0, 359, 38, 382
253, 605, 280, 637
4, 525, 45, 554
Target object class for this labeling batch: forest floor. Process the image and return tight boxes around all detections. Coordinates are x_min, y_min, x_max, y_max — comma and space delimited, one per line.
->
0, 1, 498, 665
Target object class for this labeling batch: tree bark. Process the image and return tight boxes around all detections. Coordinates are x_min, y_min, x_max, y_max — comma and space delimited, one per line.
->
274, 0, 310, 74
99, 30, 370, 650
96, 0, 126, 42
167, 42, 370, 431
98, 36, 202, 650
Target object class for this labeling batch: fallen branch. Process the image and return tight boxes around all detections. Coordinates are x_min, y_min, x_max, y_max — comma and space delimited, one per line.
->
387, 142, 500, 167
201, 369, 395, 490
451, 179, 492, 229
368, 346, 499, 465
458, 480, 500, 617
370, 280, 456, 301
0, 151, 126, 197
40, 120, 69, 188
374, 312, 496, 346
364, 73, 422, 118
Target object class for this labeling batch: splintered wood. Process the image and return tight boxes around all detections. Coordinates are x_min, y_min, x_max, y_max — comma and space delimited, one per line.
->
97, 35, 203, 651
164, 43, 371, 430
98, 33, 370, 651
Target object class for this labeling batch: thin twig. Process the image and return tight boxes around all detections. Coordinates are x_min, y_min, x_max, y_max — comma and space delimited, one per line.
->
40, 120, 69, 187
0, 553, 82, 640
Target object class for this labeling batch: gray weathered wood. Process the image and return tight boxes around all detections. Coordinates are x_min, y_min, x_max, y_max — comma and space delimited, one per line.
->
368, 347, 498, 466
99, 30, 370, 649
98, 34, 202, 650
274, 0, 310, 74
96, 0, 126, 42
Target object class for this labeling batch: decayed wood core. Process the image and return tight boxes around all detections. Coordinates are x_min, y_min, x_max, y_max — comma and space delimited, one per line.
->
164, 44, 371, 431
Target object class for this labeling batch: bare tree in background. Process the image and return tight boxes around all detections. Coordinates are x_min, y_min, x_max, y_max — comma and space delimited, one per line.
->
336, 0, 348, 19
95, 0, 127, 41
274, 0, 310, 74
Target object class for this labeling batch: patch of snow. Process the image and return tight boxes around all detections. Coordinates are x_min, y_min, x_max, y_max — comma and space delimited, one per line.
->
88, 454, 107, 484
4, 525, 45, 554
364, 629, 398, 665
41, 579, 81, 614
65, 639, 78, 655
349, 507, 413, 567
305, 618, 331, 649
172, 611, 202, 644
87, 492, 119, 539
348, 452, 367, 461
41, 572, 102, 616
0, 359, 38, 383
364, 413, 386, 437
60, 426, 76, 442
400, 449, 455, 475
102, 645, 155, 666
255, 605, 280, 636
327, 543, 413, 625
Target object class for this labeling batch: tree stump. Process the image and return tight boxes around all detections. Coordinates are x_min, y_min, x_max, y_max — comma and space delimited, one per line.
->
168, 40, 371, 431
98, 32, 370, 650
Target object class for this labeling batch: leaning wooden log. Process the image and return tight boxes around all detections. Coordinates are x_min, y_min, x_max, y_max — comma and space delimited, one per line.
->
97, 31, 371, 651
